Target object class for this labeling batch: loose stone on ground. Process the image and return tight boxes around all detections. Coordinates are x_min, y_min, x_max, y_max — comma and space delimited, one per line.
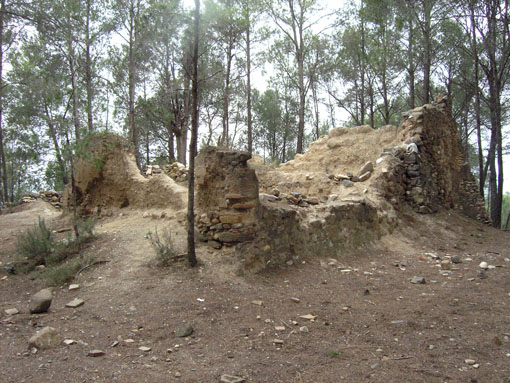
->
29, 288, 53, 314
28, 326, 60, 349
66, 298, 85, 308
175, 324, 194, 337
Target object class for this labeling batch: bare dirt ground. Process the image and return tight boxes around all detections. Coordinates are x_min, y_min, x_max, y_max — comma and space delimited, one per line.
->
1, 201, 510, 383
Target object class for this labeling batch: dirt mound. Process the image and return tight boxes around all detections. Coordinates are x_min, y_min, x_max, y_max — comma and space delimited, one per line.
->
63, 133, 186, 214
253, 96, 487, 222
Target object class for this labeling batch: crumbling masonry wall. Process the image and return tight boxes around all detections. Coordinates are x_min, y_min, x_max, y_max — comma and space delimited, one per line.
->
194, 97, 489, 271
378, 95, 489, 222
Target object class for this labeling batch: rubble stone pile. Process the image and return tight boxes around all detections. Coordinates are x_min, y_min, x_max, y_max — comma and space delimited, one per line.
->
145, 162, 189, 182
19, 190, 62, 209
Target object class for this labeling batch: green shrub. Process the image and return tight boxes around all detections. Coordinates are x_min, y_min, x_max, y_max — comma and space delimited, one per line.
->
76, 217, 96, 238
147, 228, 182, 266
43, 257, 94, 286
15, 217, 55, 264
15, 217, 97, 274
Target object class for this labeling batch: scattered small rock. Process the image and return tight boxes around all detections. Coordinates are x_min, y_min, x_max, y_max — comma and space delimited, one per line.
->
65, 298, 85, 308
410, 276, 426, 284
465, 359, 476, 365
440, 260, 451, 270
251, 300, 263, 306
29, 327, 60, 350
342, 180, 354, 188
299, 326, 309, 333
477, 269, 488, 279
63, 339, 76, 345
68, 284, 80, 291
290, 297, 300, 303
299, 314, 317, 321
139, 346, 151, 352
220, 374, 246, 383
175, 324, 194, 338
479, 261, 488, 269
274, 326, 286, 331
29, 288, 53, 314
5, 308, 19, 315
88, 349, 105, 357
451, 255, 462, 264
273, 339, 284, 345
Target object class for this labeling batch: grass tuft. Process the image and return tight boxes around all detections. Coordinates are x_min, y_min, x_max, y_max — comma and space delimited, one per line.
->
146, 228, 182, 266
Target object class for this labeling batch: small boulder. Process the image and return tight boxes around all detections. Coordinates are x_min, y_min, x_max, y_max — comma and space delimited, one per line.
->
88, 349, 106, 357
65, 298, 85, 308
220, 374, 246, 383
175, 324, 194, 338
28, 326, 60, 350
410, 276, 426, 284
358, 172, 371, 182
358, 161, 374, 177
29, 288, 53, 314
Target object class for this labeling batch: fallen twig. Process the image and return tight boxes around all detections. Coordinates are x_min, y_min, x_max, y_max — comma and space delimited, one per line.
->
391, 355, 415, 360
76, 260, 110, 276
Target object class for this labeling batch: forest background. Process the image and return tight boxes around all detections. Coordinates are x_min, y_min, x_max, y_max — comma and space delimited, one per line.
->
0, 0, 508, 228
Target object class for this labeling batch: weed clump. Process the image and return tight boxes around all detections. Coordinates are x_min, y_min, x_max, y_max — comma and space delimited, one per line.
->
147, 228, 183, 266
43, 257, 94, 286
15, 217, 98, 284
15, 217, 54, 264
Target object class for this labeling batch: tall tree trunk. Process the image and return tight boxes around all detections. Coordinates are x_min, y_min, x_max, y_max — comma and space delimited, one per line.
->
68, 21, 81, 141
359, 13, 366, 125
176, 73, 190, 165
296, 46, 305, 154
469, 1, 484, 198
0, 0, 8, 203
221, 40, 233, 148
45, 105, 69, 186
167, 124, 175, 162
407, 18, 415, 109
422, 6, 432, 104
128, 2, 140, 168
187, 0, 200, 268
85, 0, 94, 133
311, 78, 320, 139
246, 22, 253, 153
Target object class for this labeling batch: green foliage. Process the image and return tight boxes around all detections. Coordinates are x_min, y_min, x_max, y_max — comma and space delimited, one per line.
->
146, 227, 181, 266
326, 350, 340, 358
15, 217, 54, 263
15, 217, 97, 274
42, 257, 93, 286
76, 217, 97, 239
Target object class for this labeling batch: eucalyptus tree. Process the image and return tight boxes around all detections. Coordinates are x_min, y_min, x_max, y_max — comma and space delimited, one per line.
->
253, 88, 282, 161
145, 0, 188, 164
187, 0, 200, 268
0, 0, 34, 203
471, 0, 510, 228
265, 0, 330, 154
109, 0, 153, 168
7, 36, 72, 190
397, 0, 454, 104
204, 0, 245, 148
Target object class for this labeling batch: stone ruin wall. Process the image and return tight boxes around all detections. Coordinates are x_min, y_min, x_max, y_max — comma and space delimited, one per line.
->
194, 148, 260, 249
194, 97, 489, 271
379, 95, 489, 223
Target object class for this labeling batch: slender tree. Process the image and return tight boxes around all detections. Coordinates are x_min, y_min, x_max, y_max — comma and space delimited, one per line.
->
187, 0, 200, 268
